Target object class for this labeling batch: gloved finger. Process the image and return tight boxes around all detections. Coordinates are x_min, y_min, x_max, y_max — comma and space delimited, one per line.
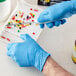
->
38, 11, 51, 23
7, 43, 14, 50
7, 43, 17, 56
40, 24, 45, 28
11, 56, 16, 61
54, 20, 61, 27
20, 34, 33, 41
7, 48, 13, 56
60, 19, 66, 24
46, 22, 54, 28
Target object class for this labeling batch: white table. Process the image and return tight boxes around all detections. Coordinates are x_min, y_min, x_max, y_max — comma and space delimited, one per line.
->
0, 0, 76, 76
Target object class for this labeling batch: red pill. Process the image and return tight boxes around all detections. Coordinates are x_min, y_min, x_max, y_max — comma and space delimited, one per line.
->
7, 38, 10, 41
33, 32, 35, 35
7, 26, 12, 29
1, 36, 6, 39
12, 16, 15, 20
32, 20, 34, 22
34, 9, 38, 12
30, 8, 32, 10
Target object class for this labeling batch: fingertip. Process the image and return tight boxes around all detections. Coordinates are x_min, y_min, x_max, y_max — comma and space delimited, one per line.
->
7, 43, 14, 50
61, 19, 66, 24
7, 51, 11, 56
46, 22, 54, 28
55, 21, 61, 27
7, 43, 15, 56
40, 24, 44, 29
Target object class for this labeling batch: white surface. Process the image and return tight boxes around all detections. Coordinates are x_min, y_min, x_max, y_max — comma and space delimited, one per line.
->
0, 0, 18, 35
0, 0, 76, 76
0, 0, 11, 22
2, 1, 43, 42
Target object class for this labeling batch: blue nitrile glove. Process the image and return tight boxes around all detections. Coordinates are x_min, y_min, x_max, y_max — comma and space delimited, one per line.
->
7, 34, 50, 72
38, 0, 76, 28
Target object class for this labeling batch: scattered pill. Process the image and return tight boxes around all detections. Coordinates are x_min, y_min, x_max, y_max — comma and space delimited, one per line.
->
27, 15, 29, 19
18, 25, 20, 26
21, 15, 23, 18
32, 20, 34, 22
30, 23, 32, 25
7, 26, 12, 29
30, 8, 32, 10
18, 30, 20, 32
35, 24, 39, 26
19, 27, 21, 30
29, 13, 35, 18
16, 14, 17, 16
33, 32, 35, 35
26, 16, 31, 20
25, 24, 30, 26
12, 16, 15, 20
7, 38, 10, 41
34, 9, 38, 12
8, 22, 11, 25
1, 36, 6, 39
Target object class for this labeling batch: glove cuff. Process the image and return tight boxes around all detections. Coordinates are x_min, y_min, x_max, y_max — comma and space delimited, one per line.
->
34, 48, 50, 72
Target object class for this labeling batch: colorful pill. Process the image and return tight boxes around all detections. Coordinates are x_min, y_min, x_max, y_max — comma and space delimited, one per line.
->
16, 14, 17, 16
30, 8, 33, 10
19, 27, 21, 29
12, 16, 15, 20
8, 22, 11, 25
34, 9, 38, 12
7, 38, 10, 41
27, 15, 29, 19
7, 26, 12, 29
18, 30, 20, 32
1, 36, 6, 39
33, 32, 35, 35
21, 15, 23, 18
32, 20, 34, 22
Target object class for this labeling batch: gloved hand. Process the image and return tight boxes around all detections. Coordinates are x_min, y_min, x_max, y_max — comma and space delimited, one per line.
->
38, 0, 76, 28
7, 34, 50, 72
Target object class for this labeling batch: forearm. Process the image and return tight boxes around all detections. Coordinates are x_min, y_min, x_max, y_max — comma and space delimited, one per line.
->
42, 56, 74, 76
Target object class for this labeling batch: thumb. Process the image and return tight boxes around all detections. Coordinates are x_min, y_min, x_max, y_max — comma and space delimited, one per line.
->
38, 11, 52, 23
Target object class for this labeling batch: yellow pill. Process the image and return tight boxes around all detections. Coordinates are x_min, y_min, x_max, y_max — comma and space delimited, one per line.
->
19, 25, 22, 27
44, 0, 50, 2
74, 46, 76, 51
35, 24, 39, 26
72, 55, 76, 63
25, 24, 30, 26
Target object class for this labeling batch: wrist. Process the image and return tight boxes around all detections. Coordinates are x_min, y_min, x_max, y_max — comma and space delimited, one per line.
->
42, 56, 56, 76
42, 57, 74, 76
34, 48, 50, 72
